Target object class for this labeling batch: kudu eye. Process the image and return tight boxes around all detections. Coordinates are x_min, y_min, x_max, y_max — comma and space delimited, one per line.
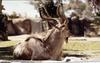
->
62, 25, 65, 27
60, 24, 65, 29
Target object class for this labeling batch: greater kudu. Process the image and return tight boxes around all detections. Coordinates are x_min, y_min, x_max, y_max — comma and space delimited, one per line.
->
13, 17, 69, 60
13, 2, 69, 60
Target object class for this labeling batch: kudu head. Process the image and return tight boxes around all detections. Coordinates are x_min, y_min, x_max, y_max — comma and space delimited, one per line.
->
47, 16, 69, 40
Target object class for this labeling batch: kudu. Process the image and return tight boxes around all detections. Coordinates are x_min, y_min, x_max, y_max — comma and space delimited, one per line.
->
13, 17, 69, 60
13, 3, 69, 60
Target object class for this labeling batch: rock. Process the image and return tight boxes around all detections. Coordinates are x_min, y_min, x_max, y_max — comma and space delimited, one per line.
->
62, 57, 83, 62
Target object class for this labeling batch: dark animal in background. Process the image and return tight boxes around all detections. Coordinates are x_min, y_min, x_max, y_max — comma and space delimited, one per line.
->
68, 16, 84, 36
7, 19, 32, 36
0, 14, 8, 41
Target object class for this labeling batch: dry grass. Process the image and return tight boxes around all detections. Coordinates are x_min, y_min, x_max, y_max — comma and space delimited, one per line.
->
63, 41, 100, 51
0, 41, 16, 47
63, 40, 100, 56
